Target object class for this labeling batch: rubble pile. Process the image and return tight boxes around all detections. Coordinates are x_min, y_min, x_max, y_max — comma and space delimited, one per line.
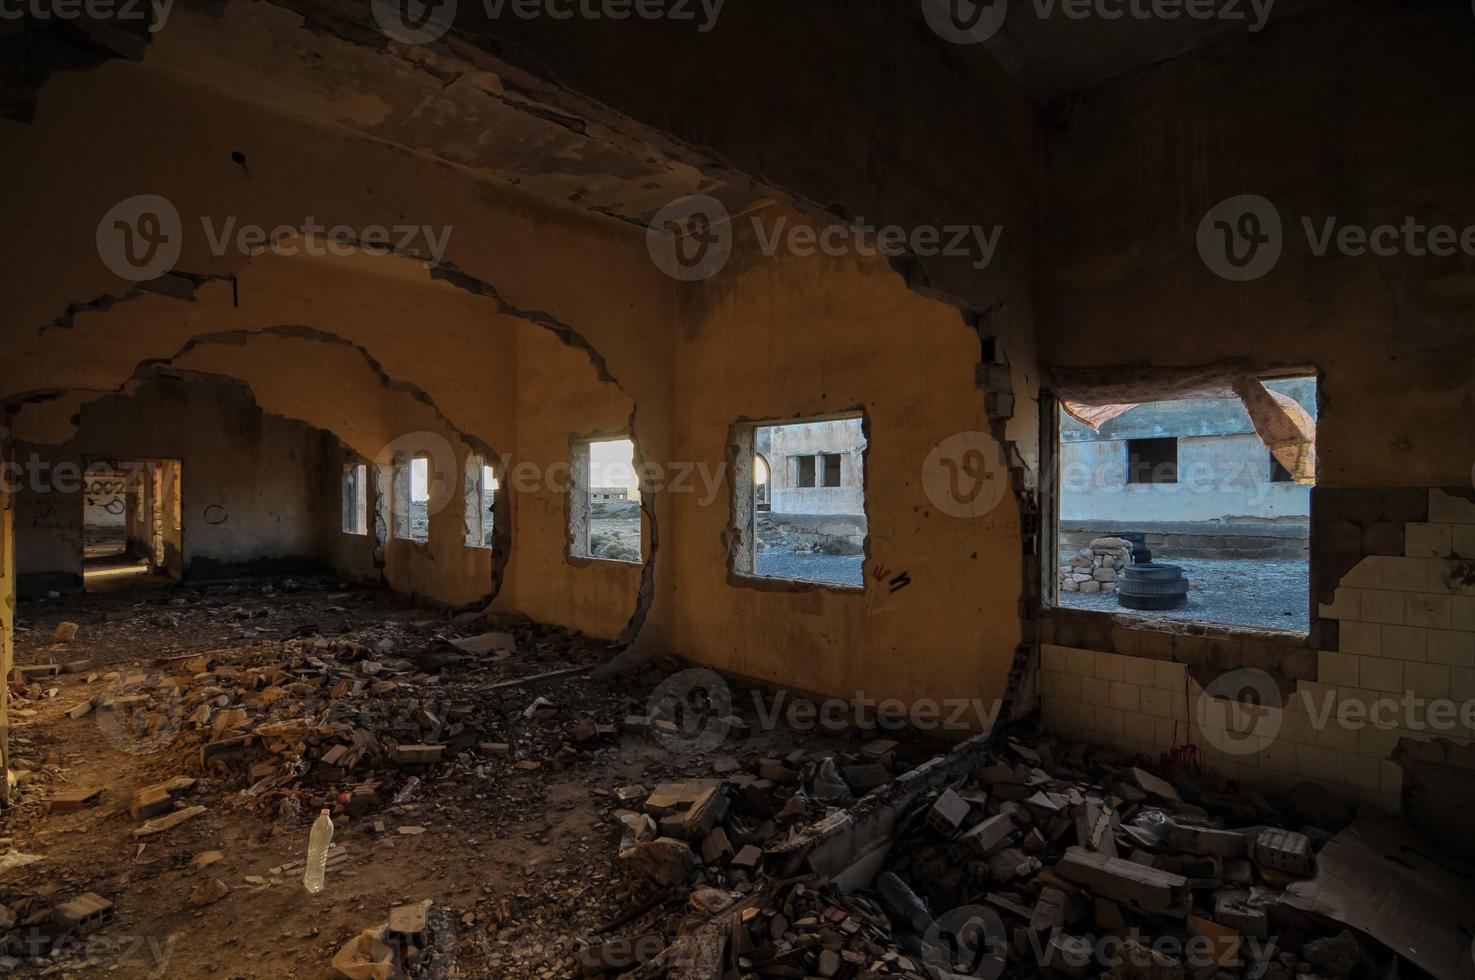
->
1060, 537, 1133, 595
596, 733, 1431, 980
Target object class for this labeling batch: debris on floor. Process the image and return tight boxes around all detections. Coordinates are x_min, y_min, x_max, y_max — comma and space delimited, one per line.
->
1, 575, 1470, 978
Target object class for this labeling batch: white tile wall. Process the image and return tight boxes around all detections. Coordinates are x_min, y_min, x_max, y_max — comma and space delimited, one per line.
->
1037, 492, 1475, 818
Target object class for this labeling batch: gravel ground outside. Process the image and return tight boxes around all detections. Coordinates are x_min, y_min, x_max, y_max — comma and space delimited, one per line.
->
1058, 557, 1310, 633
756, 552, 866, 587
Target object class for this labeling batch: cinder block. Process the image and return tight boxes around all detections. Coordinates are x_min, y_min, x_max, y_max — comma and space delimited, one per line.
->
1311, 718, 1359, 755
1094, 652, 1126, 682
1140, 687, 1173, 719
1339, 557, 1381, 589
1122, 656, 1156, 688
1044, 671, 1082, 701
1427, 630, 1475, 668
52, 893, 114, 935
1317, 651, 1360, 687
1079, 676, 1110, 707
1430, 490, 1475, 524
1451, 667, 1475, 702
1405, 594, 1452, 629
1254, 828, 1314, 876
1359, 657, 1404, 694
1152, 660, 1186, 691
1161, 818, 1249, 858
1359, 725, 1400, 758
1455, 597, 1475, 633
1041, 645, 1073, 672
1095, 706, 1125, 736
1318, 587, 1362, 620
1381, 625, 1428, 661
959, 814, 1016, 855
1404, 662, 1451, 699
1454, 525, 1475, 560
928, 789, 973, 837
1215, 889, 1270, 938
1257, 738, 1297, 775
1123, 711, 1154, 744
1056, 847, 1190, 914
1108, 682, 1140, 713
1381, 557, 1431, 592
1406, 523, 1453, 558
1360, 590, 1406, 625
1340, 620, 1382, 656
1278, 710, 1311, 745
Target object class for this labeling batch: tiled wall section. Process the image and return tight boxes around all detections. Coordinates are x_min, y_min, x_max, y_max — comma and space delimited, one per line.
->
1040, 489, 1475, 815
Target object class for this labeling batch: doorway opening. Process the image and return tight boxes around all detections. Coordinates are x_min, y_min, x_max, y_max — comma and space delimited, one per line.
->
83, 457, 183, 591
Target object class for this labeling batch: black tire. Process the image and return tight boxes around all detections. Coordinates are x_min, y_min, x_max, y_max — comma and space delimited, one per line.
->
1118, 562, 1188, 611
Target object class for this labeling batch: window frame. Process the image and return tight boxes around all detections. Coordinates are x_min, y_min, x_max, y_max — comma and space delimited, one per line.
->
391, 452, 431, 544
821, 452, 843, 488
1125, 437, 1180, 486
464, 455, 498, 550
727, 411, 868, 593
341, 462, 368, 536
1045, 372, 1320, 641
795, 454, 817, 488
567, 435, 643, 566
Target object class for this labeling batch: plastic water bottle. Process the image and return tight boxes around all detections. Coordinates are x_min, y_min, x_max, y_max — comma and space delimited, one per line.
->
303, 809, 334, 895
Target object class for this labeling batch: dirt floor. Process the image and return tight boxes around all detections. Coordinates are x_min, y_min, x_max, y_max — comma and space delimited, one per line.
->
2, 574, 906, 978
1058, 558, 1312, 633
3, 575, 1450, 980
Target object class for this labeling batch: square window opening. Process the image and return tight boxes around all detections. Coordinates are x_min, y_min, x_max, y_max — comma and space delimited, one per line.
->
465, 456, 499, 549
570, 436, 642, 564
392, 453, 431, 543
795, 455, 816, 488
1126, 437, 1179, 485
341, 463, 367, 535
822, 453, 842, 488
1054, 375, 1317, 634
733, 416, 867, 588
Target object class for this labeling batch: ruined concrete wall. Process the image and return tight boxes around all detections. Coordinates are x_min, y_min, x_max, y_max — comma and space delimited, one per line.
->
10, 377, 328, 587
480, 0, 1038, 312
1035, 1, 1475, 816
1041, 0, 1475, 489
0, 58, 658, 634
318, 438, 379, 584
0, 17, 1038, 707
509, 321, 646, 640
669, 222, 1031, 714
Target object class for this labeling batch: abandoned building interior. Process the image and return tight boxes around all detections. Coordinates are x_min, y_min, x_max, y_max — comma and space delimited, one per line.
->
0, 0, 1473, 977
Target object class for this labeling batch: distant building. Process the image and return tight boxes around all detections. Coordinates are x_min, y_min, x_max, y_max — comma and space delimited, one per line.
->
591, 486, 639, 503
755, 418, 866, 517
1060, 378, 1316, 525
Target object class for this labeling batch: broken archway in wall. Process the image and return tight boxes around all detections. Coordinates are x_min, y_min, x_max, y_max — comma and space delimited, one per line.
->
4, 351, 499, 602
0, 244, 648, 638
